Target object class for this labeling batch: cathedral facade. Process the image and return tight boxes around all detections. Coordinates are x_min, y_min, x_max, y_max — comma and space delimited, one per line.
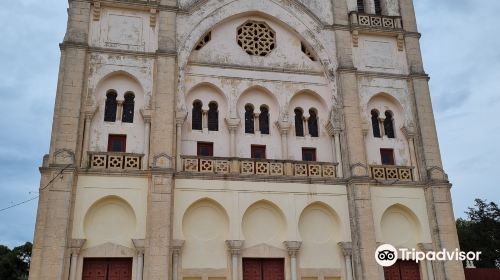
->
29, 1, 465, 280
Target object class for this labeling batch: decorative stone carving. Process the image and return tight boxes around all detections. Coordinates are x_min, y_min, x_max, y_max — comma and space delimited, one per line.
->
338, 242, 353, 256
284, 241, 302, 257
153, 153, 173, 169
351, 163, 368, 177
149, 9, 157, 28
427, 166, 448, 181
93, 1, 101, 21
237, 20, 276, 56
53, 149, 75, 165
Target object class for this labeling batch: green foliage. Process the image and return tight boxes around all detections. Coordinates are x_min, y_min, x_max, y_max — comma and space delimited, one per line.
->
457, 199, 500, 268
0, 242, 32, 280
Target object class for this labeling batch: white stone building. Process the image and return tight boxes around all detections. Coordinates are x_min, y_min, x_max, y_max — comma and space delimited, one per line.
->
28, 0, 465, 280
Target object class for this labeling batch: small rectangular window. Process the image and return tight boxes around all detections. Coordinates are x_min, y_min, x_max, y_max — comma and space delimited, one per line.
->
380, 149, 395, 165
197, 142, 214, 157
302, 148, 317, 162
108, 135, 127, 152
251, 145, 266, 159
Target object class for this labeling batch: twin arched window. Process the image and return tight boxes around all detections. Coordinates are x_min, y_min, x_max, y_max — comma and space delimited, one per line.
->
245, 104, 270, 135
104, 90, 118, 122
192, 100, 219, 131
357, 0, 382, 15
245, 104, 254, 134
294, 107, 319, 137
104, 90, 135, 123
122, 92, 135, 123
259, 106, 270, 135
371, 109, 395, 138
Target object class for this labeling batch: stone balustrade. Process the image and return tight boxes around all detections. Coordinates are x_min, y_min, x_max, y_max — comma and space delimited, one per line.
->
88, 152, 143, 170
370, 165, 414, 181
182, 156, 337, 179
349, 11, 403, 30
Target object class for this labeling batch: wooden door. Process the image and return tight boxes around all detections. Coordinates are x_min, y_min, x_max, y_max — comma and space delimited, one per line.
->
83, 259, 108, 280
83, 258, 132, 280
243, 258, 284, 280
384, 260, 421, 280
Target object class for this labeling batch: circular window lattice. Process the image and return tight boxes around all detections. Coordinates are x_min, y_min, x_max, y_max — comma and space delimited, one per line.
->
237, 21, 276, 56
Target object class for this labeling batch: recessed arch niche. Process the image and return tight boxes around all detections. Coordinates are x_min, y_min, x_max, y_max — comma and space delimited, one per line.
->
242, 200, 286, 248
380, 204, 421, 248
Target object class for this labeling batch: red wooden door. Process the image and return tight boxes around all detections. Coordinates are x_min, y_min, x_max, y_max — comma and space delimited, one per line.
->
243, 258, 284, 280
82, 258, 132, 280
262, 259, 285, 280
384, 260, 421, 280
83, 259, 108, 280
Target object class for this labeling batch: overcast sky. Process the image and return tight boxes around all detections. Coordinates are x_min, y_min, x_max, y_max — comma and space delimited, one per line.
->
0, 0, 499, 248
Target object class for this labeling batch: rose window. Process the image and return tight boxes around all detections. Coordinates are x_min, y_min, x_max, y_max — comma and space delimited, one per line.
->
237, 21, 276, 56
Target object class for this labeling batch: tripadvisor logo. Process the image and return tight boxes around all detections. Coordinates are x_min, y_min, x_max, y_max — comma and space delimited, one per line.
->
375, 244, 482, 267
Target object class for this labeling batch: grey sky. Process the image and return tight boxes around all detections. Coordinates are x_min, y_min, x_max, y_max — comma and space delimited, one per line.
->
0, 0, 498, 248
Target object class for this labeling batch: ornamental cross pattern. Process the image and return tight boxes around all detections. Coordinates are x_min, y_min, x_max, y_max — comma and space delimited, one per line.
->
237, 21, 276, 56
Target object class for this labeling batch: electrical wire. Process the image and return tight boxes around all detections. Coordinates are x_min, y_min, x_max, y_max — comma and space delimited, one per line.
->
0, 164, 72, 213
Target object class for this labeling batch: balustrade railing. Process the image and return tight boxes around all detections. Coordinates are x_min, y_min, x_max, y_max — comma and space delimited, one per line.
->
182, 156, 337, 179
88, 152, 143, 170
349, 11, 402, 30
370, 165, 414, 181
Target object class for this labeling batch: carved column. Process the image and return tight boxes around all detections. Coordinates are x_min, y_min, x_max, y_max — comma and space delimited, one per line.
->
171, 240, 185, 280
68, 239, 86, 280
226, 240, 244, 280
116, 100, 124, 122
338, 242, 354, 280
419, 243, 435, 280
141, 109, 152, 170
402, 124, 419, 180
277, 121, 291, 159
81, 108, 95, 168
175, 111, 187, 172
254, 113, 260, 133
226, 118, 241, 157
133, 239, 145, 280
284, 241, 302, 280
202, 109, 208, 131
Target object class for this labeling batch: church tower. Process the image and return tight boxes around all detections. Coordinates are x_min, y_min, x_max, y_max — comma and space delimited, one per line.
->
29, 0, 465, 280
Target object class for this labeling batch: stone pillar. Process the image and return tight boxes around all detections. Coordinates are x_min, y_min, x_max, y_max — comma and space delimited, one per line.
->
277, 121, 291, 159
202, 109, 208, 131
133, 239, 145, 280
284, 241, 302, 280
419, 243, 435, 280
226, 118, 241, 157
80, 109, 95, 168
68, 239, 85, 280
171, 240, 185, 280
326, 121, 344, 178
254, 113, 260, 133
338, 242, 354, 280
141, 109, 152, 170
175, 111, 187, 172
226, 240, 244, 280
402, 124, 420, 180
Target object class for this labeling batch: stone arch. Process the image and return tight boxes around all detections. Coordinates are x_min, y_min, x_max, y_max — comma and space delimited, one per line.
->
380, 203, 422, 248
289, 89, 328, 120
90, 70, 149, 108
182, 198, 229, 269
176, 0, 338, 111
242, 200, 287, 248
298, 202, 343, 268
83, 195, 137, 249
367, 92, 406, 126
237, 85, 279, 116
186, 82, 229, 113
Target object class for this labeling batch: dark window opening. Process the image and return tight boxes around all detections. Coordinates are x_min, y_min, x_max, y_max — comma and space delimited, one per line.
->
245, 104, 255, 134
259, 105, 270, 135
122, 92, 135, 123
371, 109, 381, 138
302, 148, 317, 162
384, 111, 395, 138
308, 109, 319, 137
251, 145, 266, 159
104, 90, 118, 122
374, 0, 382, 15
380, 148, 395, 165
294, 108, 304, 137
192, 100, 203, 130
357, 0, 365, 13
197, 142, 214, 157
208, 101, 219, 131
108, 135, 126, 152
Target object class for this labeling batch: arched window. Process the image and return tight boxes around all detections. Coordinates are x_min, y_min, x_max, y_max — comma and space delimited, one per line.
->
192, 100, 203, 130
208, 101, 218, 131
259, 105, 270, 135
104, 90, 118, 122
294, 108, 304, 137
374, 0, 382, 15
245, 104, 254, 134
357, 0, 365, 13
122, 92, 135, 123
371, 109, 381, 138
384, 111, 395, 138
308, 108, 319, 137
